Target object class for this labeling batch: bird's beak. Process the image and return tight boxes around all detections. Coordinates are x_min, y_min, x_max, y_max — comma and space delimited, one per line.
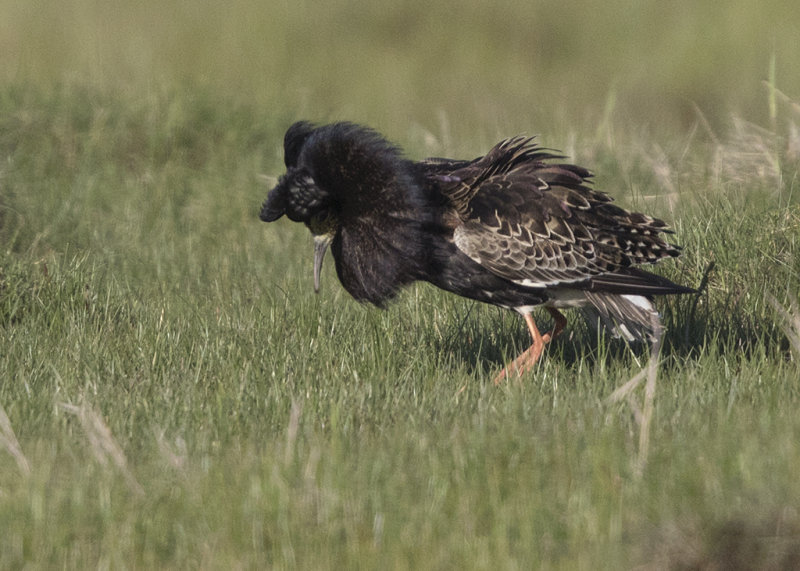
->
313, 234, 333, 293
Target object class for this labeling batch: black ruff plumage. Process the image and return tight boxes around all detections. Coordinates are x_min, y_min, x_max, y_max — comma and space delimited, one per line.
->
260, 121, 695, 382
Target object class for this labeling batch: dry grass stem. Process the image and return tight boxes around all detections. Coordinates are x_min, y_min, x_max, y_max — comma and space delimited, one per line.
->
767, 293, 800, 360
0, 402, 31, 477
606, 313, 664, 476
59, 402, 145, 496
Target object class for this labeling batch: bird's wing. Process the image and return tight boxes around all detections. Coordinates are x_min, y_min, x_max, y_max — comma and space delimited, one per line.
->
423, 137, 564, 215
436, 141, 680, 289
451, 172, 611, 287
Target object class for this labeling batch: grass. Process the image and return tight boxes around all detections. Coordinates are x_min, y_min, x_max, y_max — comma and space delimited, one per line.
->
2, 0, 800, 568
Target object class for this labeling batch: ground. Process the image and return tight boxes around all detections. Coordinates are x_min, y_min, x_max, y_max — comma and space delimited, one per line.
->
1, 0, 800, 567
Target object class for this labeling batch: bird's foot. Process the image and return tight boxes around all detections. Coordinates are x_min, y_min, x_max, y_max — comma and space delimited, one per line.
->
492, 309, 566, 385
493, 342, 545, 384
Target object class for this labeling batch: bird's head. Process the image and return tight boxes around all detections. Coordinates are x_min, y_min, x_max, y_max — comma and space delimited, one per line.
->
260, 121, 345, 293
260, 121, 329, 224
261, 170, 338, 292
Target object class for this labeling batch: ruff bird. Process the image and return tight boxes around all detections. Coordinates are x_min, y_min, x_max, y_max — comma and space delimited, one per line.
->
260, 122, 695, 382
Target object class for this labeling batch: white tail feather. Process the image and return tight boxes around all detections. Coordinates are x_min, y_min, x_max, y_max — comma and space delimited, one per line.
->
581, 293, 663, 342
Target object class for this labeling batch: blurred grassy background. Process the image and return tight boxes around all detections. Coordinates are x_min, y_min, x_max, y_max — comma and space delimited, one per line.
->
2, 1, 800, 568
2, 0, 798, 139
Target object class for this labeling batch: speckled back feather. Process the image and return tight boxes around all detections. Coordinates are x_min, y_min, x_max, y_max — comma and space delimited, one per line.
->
425, 137, 682, 290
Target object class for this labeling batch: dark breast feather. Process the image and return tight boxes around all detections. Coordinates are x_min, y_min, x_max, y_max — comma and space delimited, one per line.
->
299, 123, 443, 307
332, 207, 436, 308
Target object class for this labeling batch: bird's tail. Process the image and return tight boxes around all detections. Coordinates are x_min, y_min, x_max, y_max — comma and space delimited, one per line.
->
581, 292, 664, 342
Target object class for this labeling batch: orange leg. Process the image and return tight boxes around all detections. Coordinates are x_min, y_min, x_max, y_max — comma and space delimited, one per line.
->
542, 307, 567, 343
493, 308, 567, 384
